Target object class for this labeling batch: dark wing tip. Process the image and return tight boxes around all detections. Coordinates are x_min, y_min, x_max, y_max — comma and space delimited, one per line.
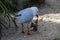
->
15, 14, 22, 17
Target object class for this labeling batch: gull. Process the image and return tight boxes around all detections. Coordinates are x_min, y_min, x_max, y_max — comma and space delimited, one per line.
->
13, 7, 38, 35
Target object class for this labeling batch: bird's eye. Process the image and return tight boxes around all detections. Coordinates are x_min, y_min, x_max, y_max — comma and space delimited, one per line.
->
16, 14, 22, 17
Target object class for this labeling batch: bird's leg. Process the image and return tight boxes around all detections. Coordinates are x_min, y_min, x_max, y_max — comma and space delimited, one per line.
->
21, 24, 25, 33
27, 24, 31, 35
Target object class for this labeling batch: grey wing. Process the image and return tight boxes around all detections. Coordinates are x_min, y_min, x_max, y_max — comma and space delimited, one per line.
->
19, 9, 34, 23
24, 13, 34, 23
16, 13, 33, 23
15, 9, 34, 23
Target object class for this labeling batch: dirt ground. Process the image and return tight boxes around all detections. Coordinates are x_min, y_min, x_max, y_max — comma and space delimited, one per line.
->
1, 5, 60, 40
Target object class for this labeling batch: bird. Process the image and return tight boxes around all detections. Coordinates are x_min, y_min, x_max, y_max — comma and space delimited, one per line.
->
13, 7, 38, 35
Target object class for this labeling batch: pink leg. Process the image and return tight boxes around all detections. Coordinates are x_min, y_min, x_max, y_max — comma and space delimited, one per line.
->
21, 24, 25, 33
27, 24, 31, 35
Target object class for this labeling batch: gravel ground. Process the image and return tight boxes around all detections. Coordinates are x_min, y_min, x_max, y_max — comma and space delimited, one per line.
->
1, 5, 60, 40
